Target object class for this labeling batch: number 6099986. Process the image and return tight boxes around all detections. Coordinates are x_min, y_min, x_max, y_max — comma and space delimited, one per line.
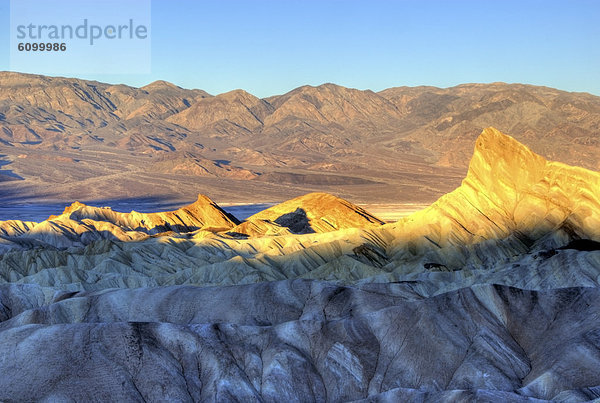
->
18, 43, 66, 51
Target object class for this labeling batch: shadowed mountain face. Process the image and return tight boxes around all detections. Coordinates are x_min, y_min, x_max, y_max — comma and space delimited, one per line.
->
0, 128, 600, 401
1, 72, 599, 204
1, 282, 600, 402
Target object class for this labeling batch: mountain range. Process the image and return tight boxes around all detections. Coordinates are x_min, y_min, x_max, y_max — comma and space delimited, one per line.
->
1, 72, 599, 204
1, 72, 600, 400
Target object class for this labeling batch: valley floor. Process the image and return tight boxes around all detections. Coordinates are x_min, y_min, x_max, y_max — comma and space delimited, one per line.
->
0, 128, 599, 402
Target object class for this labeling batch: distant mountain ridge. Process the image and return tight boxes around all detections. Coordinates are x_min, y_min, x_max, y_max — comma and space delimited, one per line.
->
0, 72, 598, 203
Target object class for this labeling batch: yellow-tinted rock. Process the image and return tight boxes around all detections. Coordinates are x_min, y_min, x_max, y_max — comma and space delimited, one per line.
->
388, 127, 600, 262
232, 192, 385, 236
59, 194, 239, 235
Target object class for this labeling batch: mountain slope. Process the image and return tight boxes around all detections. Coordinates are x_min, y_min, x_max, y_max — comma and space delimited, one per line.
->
378, 83, 600, 170
1, 72, 599, 204
0, 194, 240, 249
262, 83, 402, 134
166, 89, 274, 134
232, 192, 385, 236
1, 281, 599, 401
386, 127, 600, 264
1, 128, 600, 400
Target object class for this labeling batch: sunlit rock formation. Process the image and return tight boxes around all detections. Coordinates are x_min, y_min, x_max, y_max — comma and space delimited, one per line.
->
0, 194, 238, 249
56, 193, 240, 234
381, 127, 600, 292
392, 126, 600, 246
0, 127, 599, 401
231, 192, 385, 236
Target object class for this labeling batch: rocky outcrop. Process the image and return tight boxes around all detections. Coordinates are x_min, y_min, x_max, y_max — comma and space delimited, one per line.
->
0, 194, 239, 249
58, 194, 240, 233
233, 192, 385, 236
0, 129, 598, 291
0, 219, 36, 237
1, 281, 600, 401
0, 128, 599, 401
385, 127, 600, 272
0, 129, 597, 289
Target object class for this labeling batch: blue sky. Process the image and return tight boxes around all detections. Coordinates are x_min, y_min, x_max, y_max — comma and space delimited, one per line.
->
1, 0, 598, 97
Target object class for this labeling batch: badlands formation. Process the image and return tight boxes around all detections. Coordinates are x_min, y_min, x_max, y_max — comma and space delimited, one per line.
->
0, 128, 599, 401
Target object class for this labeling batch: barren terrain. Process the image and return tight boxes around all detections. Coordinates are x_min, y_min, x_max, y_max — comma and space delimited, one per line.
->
1, 73, 599, 207
0, 128, 599, 401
